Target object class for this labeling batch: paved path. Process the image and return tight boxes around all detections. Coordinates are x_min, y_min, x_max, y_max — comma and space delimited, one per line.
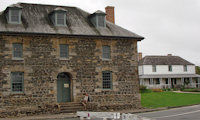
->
138, 104, 200, 120
173, 91, 200, 94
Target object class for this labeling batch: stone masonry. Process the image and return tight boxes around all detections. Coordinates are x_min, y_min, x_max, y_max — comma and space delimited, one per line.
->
0, 34, 140, 117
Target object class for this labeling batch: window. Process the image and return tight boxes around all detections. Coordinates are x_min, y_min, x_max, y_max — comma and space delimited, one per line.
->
89, 11, 106, 28
184, 65, 187, 72
9, 9, 21, 24
13, 43, 23, 58
56, 12, 66, 26
102, 45, 111, 59
174, 79, 177, 84
59, 44, 68, 58
184, 78, 190, 85
97, 15, 105, 27
165, 79, 169, 84
102, 71, 112, 89
11, 72, 24, 92
155, 78, 160, 84
168, 65, 172, 72
148, 79, 152, 85
152, 65, 156, 72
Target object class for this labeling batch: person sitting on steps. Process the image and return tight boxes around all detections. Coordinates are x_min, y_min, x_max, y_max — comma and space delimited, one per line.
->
82, 93, 90, 110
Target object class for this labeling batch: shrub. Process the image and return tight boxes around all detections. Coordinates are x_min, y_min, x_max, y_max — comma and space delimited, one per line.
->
182, 89, 200, 92
172, 88, 177, 91
140, 85, 152, 93
180, 86, 185, 91
140, 85, 147, 91
152, 89, 163, 92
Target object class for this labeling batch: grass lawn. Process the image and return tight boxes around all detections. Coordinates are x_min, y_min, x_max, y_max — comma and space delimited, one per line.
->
141, 91, 200, 108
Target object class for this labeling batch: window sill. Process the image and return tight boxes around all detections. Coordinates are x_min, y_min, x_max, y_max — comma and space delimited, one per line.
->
10, 92, 25, 95
8, 22, 22, 24
12, 58, 24, 61
59, 58, 70, 60
102, 58, 111, 61
102, 88, 113, 91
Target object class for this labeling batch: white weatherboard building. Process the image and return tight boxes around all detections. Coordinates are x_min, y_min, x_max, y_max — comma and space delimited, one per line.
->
139, 54, 200, 89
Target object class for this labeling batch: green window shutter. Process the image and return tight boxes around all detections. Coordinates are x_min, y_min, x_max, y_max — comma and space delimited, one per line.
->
11, 72, 24, 92
102, 45, 111, 59
13, 43, 23, 58
102, 71, 112, 89
60, 44, 68, 58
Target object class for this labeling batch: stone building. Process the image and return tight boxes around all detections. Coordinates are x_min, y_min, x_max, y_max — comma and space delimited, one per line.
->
0, 3, 144, 116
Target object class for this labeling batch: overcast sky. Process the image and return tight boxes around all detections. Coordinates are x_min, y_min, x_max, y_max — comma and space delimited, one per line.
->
1, 0, 200, 66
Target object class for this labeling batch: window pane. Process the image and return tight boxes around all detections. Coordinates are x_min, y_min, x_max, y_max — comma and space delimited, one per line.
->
102, 71, 112, 89
11, 72, 23, 92
102, 46, 110, 59
56, 13, 65, 25
57, 19, 64, 25
169, 65, 172, 71
184, 65, 187, 72
10, 9, 20, 23
152, 65, 156, 72
11, 16, 19, 22
13, 43, 23, 58
57, 13, 64, 19
98, 15, 105, 27
60, 44, 68, 58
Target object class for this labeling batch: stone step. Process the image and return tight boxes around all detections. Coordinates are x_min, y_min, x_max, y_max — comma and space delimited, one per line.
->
59, 103, 83, 107
59, 102, 85, 113
60, 106, 84, 110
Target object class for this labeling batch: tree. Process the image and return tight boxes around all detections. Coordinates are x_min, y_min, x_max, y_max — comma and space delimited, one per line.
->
196, 66, 200, 75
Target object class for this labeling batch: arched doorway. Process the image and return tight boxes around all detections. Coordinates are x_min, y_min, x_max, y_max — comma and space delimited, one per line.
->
57, 72, 72, 103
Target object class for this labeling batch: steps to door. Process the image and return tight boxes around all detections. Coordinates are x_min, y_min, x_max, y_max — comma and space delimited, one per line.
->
59, 102, 85, 113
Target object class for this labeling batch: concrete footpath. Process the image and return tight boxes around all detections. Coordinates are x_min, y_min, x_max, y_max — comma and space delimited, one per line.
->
0, 108, 160, 120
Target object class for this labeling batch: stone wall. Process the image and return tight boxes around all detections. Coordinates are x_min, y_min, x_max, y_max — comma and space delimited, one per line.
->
0, 34, 140, 117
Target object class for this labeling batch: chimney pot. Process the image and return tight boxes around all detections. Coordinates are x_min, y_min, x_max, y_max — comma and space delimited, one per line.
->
105, 6, 115, 24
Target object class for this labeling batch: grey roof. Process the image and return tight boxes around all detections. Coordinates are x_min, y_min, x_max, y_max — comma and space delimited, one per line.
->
0, 3, 144, 39
139, 55, 194, 65
8, 3, 22, 8
139, 74, 200, 78
93, 10, 106, 14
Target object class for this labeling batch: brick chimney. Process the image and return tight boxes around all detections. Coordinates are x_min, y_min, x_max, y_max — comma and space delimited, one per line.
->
105, 6, 115, 24
138, 52, 143, 61
167, 54, 172, 56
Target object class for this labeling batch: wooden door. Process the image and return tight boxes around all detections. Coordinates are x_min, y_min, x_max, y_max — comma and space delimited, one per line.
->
57, 74, 71, 103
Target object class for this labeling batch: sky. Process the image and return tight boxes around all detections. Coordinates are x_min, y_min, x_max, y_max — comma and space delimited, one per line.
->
1, 0, 200, 66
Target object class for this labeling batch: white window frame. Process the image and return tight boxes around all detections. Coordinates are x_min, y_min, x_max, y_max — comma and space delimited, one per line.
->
168, 65, 172, 72
102, 45, 111, 60
55, 12, 66, 26
59, 44, 69, 58
12, 43, 23, 59
11, 72, 24, 93
184, 65, 187, 72
152, 65, 156, 72
8, 9, 22, 24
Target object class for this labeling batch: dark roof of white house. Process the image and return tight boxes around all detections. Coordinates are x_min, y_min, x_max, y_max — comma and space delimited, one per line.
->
0, 3, 144, 39
139, 55, 194, 65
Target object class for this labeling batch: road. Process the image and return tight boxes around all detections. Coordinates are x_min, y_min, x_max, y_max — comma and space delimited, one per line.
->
138, 104, 200, 120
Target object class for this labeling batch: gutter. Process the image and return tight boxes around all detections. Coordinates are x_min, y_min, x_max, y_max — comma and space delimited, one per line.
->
0, 31, 145, 41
